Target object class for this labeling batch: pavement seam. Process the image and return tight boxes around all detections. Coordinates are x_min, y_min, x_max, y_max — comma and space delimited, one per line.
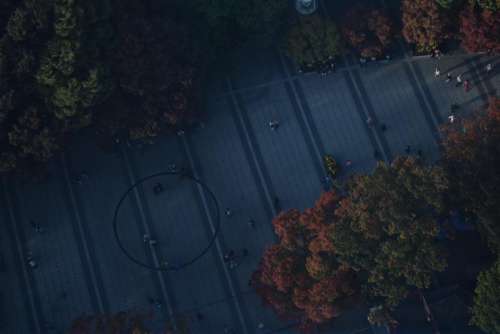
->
60, 153, 108, 314
278, 52, 326, 182
401, 62, 442, 143
345, 67, 392, 162
179, 135, 250, 334
226, 77, 278, 218
119, 145, 178, 331
1, 176, 44, 334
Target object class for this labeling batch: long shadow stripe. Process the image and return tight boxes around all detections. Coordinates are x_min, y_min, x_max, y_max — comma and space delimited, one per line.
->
2, 178, 44, 334
400, 62, 441, 143
344, 71, 393, 161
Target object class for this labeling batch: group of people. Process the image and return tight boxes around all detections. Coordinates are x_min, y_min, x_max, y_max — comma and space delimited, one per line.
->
435, 62, 493, 93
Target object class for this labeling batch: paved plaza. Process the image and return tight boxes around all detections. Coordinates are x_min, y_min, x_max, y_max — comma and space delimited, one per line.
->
0, 41, 498, 334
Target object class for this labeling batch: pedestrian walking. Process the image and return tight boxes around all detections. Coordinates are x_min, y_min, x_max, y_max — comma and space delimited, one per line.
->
464, 79, 471, 92
224, 208, 232, 217
177, 129, 185, 136
445, 73, 452, 83
448, 115, 455, 123
153, 182, 164, 195
345, 160, 352, 167
434, 66, 441, 77
258, 322, 265, 329
27, 255, 37, 268
30, 220, 43, 233
148, 297, 162, 309
366, 116, 374, 126
486, 63, 493, 73
75, 172, 88, 185
456, 74, 462, 87
405, 145, 411, 154
223, 250, 235, 263
268, 120, 280, 130
273, 196, 281, 212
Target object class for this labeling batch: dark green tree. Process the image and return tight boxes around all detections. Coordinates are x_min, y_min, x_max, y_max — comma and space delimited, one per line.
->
287, 14, 341, 67
333, 157, 449, 308
471, 259, 500, 333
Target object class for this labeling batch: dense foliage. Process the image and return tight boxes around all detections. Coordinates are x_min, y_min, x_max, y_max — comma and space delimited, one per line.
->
471, 259, 500, 333
402, 0, 451, 53
287, 14, 341, 67
459, 1, 500, 53
252, 191, 358, 332
342, 7, 394, 58
332, 157, 449, 308
441, 98, 500, 250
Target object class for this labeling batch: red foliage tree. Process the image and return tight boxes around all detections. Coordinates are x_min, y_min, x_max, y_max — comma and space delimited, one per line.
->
342, 7, 394, 58
459, 2, 500, 53
252, 191, 358, 332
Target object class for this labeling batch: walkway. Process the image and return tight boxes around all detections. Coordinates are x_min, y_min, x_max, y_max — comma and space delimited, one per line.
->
0, 46, 498, 333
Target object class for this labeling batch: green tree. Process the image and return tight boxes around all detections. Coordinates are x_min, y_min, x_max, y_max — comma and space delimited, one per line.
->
333, 157, 449, 307
440, 98, 500, 250
471, 259, 500, 333
36, 0, 111, 129
287, 14, 341, 67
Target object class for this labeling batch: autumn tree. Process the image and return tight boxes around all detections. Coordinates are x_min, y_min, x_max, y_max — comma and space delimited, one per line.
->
333, 157, 449, 308
101, 0, 205, 141
402, 0, 451, 53
459, 1, 500, 53
342, 7, 394, 59
440, 97, 500, 250
287, 14, 341, 68
470, 259, 500, 333
252, 191, 358, 332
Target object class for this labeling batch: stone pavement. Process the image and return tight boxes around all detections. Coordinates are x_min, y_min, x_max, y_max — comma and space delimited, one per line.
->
0, 46, 498, 333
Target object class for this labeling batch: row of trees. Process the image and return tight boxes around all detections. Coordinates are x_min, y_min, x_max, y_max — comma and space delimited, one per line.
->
287, 0, 499, 69
402, 0, 500, 53
252, 98, 500, 333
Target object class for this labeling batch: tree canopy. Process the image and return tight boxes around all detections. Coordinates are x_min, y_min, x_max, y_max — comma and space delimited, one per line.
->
471, 259, 500, 333
440, 97, 500, 250
459, 1, 500, 53
252, 191, 358, 332
402, 0, 451, 53
342, 7, 394, 58
333, 157, 449, 308
287, 14, 341, 67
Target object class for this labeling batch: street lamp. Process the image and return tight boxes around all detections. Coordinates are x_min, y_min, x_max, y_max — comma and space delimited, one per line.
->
296, 0, 317, 15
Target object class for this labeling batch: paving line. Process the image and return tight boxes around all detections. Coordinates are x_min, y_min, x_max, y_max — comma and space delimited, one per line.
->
179, 134, 250, 334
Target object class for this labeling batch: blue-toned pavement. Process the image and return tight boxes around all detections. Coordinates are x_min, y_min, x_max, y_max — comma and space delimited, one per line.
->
0, 47, 497, 334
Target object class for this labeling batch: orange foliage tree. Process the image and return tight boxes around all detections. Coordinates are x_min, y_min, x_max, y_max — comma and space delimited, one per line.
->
251, 191, 358, 332
402, 0, 451, 53
441, 97, 500, 249
459, 1, 500, 53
